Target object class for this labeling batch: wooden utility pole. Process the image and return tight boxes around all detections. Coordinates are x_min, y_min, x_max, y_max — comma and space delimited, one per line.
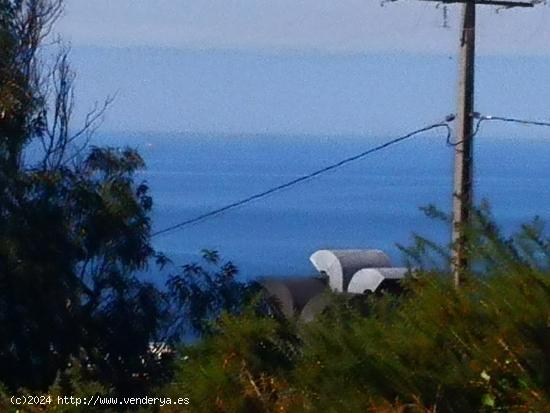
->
414, 0, 534, 286
452, 0, 476, 287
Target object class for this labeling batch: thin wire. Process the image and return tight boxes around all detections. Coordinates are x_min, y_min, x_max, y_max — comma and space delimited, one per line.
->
473, 113, 550, 138
152, 119, 453, 237
446, 113, 550, 146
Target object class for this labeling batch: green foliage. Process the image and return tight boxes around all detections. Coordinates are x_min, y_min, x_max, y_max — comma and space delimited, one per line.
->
168, 207, 550, 413
165, 309, 303, 413
298, 272, 549, 412
166, 249, 257, 337
1, 1, 254, 396
0, 0, 170, 394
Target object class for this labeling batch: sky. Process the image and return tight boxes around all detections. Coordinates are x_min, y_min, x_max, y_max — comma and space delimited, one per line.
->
56, 0, 550, 136
59, 0, 549, 56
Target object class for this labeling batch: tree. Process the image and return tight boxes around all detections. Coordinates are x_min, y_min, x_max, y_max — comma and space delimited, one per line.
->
166, 249, 257, 337
0, 0, 168, 392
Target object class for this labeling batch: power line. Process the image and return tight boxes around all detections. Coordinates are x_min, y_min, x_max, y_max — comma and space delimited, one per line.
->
473, 113, 550, 137
151, 112, 550, 238
446, 113, 550, 145
151, 117, 454, 238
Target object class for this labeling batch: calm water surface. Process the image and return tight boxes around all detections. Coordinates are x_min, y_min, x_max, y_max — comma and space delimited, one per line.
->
98, 133, 550, 279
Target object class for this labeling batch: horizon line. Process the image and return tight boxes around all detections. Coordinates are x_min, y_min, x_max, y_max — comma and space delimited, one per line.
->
68, 43, 550, 60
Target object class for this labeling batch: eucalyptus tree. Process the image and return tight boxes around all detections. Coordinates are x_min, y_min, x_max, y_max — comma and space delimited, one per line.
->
0, 0, 167, 392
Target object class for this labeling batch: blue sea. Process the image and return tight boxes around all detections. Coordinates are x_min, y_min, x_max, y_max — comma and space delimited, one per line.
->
99, 132, 550, 280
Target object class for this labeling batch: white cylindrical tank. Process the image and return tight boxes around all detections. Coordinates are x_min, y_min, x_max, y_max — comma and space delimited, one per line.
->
310, 249, 391, 292
347, 267, 408, 294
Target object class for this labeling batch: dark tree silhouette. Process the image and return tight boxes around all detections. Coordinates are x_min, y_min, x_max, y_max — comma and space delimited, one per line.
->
0, 0, 168, 392
166, 249, 256, 337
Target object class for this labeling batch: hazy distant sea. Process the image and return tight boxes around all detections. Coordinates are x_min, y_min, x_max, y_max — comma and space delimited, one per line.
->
97, 132, 550, 279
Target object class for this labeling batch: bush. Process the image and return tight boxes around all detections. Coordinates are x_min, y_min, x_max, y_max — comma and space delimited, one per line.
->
164, 308, 303, 413
167, 207, 550, 413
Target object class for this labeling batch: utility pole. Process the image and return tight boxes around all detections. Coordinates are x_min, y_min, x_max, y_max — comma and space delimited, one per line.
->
452, 0, 476, 288
410, 0, 534, 286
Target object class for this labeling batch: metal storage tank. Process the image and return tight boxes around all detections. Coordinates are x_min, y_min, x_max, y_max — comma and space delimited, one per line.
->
300, 293, 331, 323
259, 277, 327, 318
309, 249, 391, 292
347, 267, 408, 294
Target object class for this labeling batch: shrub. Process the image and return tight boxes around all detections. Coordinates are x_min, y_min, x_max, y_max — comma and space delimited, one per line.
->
167, 206, 550, 413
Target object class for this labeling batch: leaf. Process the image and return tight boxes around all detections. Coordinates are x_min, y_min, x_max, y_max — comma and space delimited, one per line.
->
480, 370, 491, 382
481, 393, 495, 407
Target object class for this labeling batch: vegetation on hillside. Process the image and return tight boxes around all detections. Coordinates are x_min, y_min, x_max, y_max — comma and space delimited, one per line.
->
167, 207, 550, 413
1, 1, 548, 412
